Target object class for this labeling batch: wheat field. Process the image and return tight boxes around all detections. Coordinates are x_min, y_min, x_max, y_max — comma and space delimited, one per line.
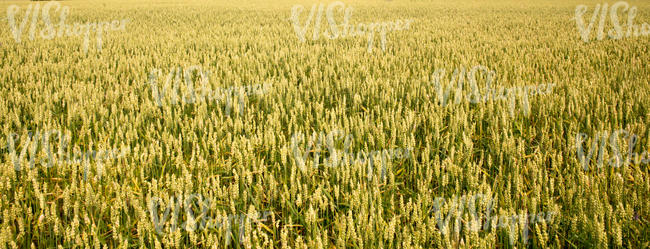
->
0, 0, 649, 248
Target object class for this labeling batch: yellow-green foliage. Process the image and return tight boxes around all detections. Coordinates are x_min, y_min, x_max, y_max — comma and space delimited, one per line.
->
0, 0, 649, 248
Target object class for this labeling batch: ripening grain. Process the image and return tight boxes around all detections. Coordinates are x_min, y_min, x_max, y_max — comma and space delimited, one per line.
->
0, 0, 649, 248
